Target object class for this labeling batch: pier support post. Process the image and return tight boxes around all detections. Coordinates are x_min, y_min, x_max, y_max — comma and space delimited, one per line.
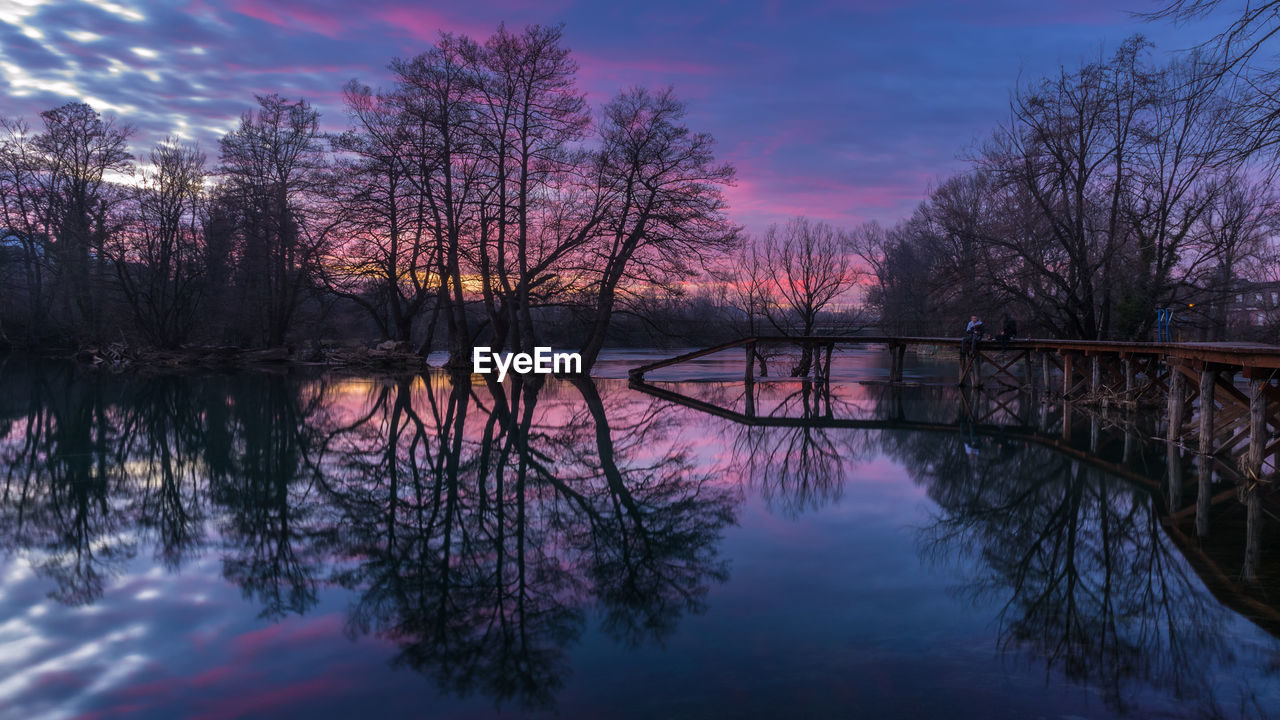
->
1199, 367, 1217, 456
1123, 358, 1135, 399
1090, 355, 1101, 396
1244, 376, 1267, 582
889, 344, 906, 383
1023, 351, 1033, 390
1196, 455, 1212, 537
1167, 367, 1185, 442
1248, 378, 1267, 475
1042, 352, 1051, 396
1245, 489, 1262, 582
1062, 353, 1074, 397
1166, 440, 1183, 511
744, 341, 755, 384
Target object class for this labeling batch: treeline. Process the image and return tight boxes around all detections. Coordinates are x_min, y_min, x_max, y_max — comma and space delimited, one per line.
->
0, 24, 736, 367
7, 16, 1279, 358
849, 36, 1280, 341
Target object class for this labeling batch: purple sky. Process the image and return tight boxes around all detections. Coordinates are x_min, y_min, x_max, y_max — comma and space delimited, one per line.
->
0, 0, 1234, 233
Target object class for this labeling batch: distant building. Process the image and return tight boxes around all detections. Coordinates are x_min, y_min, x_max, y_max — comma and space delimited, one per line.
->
1225, 280, 1280, 340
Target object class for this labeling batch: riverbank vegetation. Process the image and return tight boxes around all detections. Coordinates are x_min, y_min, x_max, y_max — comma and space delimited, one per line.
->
851, 29, 1280, 342
0, 25, 740, 367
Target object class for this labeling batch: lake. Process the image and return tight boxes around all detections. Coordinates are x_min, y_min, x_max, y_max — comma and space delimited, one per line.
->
0, 349, 1277, 719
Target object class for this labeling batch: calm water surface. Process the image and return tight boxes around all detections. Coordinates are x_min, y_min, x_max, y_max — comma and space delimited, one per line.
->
0, 349, 1277, 719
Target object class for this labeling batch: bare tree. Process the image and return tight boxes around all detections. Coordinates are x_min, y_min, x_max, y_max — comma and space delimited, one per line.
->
218, 94, 328, 347
1186, 176, 1277, 338
760, 217, 860, 375
111, 138, 207, 348
469, 24, 595, 355
578, 87, 737, 370
849, 217, 955, 335
391, 38, 485, 366
325, 82, 439, 344
1149, 1, 1280, 164
979, 41, 1151, 339
33, 103, 133, 339
721, 236, 777, 374
1114, 53, 1242, 338
0, 117, 50, 340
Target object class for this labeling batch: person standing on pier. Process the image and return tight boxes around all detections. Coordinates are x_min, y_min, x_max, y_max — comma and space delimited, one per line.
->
998, 314, 1018, 351
962, 315, 984, 355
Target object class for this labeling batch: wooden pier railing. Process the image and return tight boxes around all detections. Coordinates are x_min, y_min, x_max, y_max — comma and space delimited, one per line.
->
628, 335, 1280, 488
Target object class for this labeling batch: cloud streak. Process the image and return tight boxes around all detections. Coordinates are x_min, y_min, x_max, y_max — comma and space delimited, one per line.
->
0, 0, 1232, 231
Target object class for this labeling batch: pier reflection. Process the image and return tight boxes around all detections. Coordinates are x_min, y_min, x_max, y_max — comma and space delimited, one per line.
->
634, 374, 1280, 715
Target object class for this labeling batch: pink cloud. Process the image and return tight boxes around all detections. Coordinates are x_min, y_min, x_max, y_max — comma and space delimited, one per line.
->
370, 5, 494, 43
229, 613, 345, 656
188, 674, 356, 720
228, 0, 349, 37
574, 52, 718, 101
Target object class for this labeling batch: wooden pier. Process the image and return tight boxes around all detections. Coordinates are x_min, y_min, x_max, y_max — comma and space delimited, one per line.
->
627, 352, 1280, 635
628, 335, 1280, 480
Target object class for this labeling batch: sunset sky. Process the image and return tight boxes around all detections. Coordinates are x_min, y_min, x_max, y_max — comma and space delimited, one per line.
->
0, 0, 1235, 233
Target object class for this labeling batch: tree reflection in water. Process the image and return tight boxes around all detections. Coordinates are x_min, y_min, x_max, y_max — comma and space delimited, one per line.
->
0, 362, 137, 605
649, 375, 1279, 717
878, 388, 1276, 718
717, 379, 873, 517
307, 372, 737, 710
0, 362, 737, 712
1, 360, 1277, 716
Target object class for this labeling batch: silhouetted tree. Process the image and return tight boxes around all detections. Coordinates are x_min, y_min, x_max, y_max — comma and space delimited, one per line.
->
111, 138, 207, 348
578, 87, 737, 369
218, 94, 329, 347
326, 82, 440, 344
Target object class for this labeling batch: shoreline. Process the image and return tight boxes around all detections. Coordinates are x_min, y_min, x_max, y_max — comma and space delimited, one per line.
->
2, 342, 434, 374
